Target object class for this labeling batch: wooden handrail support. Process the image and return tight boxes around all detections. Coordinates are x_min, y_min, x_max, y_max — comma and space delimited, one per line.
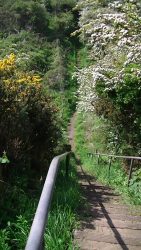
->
25, 151, 71, 250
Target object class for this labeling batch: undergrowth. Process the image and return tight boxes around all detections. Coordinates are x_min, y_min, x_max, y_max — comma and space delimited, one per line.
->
74, 112, 141, 205
0, 157, 80, 249
45, 157, 80, 250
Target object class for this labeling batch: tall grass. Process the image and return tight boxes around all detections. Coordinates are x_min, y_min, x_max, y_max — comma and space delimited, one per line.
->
0, 157, 80, 249
74, 112, 141, 205
45, 157, 80, 250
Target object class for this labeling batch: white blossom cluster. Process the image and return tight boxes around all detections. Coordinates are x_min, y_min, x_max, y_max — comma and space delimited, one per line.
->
108, 1, 123, 10
75, 0, 141, 112
75, 66, 96, 112
125, 44, 141, 65
76, 65, 116, 112
80, 7, 140, 58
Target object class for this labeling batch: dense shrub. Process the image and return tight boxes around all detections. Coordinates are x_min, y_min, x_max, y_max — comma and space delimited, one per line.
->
0, 54, 61, 171
0, 31, 52, 74
0, 0, 49, 35
75, 0, 141, 156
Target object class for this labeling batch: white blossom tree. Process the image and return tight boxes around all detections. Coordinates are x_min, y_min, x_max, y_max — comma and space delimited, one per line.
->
74, 0, 141, 154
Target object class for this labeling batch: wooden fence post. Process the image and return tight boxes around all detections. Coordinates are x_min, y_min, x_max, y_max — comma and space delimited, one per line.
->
128, 158, 134, 186
108, 157, 112, 181
97, 154, 100, 165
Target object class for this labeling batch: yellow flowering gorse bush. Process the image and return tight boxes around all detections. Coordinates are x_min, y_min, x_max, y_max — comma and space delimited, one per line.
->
0, 53, 41, 84
0, 54, 60, 169
0, 53, 15, 72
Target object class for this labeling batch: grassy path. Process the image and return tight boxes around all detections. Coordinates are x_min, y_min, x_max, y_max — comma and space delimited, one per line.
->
68, 112, 77, 151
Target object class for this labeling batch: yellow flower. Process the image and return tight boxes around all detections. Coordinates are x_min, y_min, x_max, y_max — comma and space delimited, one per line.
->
0, 53, 16, 72
17, 78, 27, 83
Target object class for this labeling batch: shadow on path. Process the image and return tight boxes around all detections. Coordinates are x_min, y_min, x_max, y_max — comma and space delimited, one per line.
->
74, 154, 130, 250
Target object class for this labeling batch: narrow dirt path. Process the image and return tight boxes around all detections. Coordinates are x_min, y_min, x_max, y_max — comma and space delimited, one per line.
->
68, 114, 141, 250
68, 112, 76, 151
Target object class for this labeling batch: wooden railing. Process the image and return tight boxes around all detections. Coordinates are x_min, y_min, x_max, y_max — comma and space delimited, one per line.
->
25, 151, 71, 250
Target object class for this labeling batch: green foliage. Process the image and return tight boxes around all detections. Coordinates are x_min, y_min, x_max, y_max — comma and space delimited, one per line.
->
7, 216, 30, 249
0, 172, 40, 249
75, 0, 141, 156
44, 41, 66, 90
48, 11, 74, 39
77, 46, 91, 68
0, 175, 38, 227
0, 54, 61, 169
75, 112, 141, 204
103, 64, 141, 155
0, 0, 77, 38
0, 230, 10, 250
0, 31, 51, 73
0, 152, 10, 164
129, 169, 141, 203
13, 0, 49, 33
0, 7, 16, 35
0, 158, 80, 249
44, 157, 80, 250
0, 1, 79, 248
46, 0, 76, 9
45, 207, 76, 250
0, 0, 49, 35
46, 0, 77, 40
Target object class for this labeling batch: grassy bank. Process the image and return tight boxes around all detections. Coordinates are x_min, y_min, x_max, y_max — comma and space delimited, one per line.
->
0, 157, 80, 249
74, 112, 141, 205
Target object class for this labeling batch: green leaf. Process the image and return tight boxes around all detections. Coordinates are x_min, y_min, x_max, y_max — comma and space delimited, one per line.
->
1, 158, 10, 164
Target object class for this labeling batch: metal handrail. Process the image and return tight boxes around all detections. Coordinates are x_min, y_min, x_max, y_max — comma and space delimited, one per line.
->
88, 152, 141, 160
87, 152, 141, 186
25, 151, 71, 250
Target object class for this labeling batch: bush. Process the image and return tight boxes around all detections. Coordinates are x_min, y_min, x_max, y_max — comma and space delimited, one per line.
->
7, 0, 49, 34
0, 54, 61, 172
0, 230, 10, 250
0, 31, 52, 73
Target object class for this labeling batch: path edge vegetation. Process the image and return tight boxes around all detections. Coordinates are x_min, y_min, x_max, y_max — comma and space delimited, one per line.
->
74, 112, 141, 206
0, 0, 81, 248
0, 156, 81, 249
1, 0, 141, 248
